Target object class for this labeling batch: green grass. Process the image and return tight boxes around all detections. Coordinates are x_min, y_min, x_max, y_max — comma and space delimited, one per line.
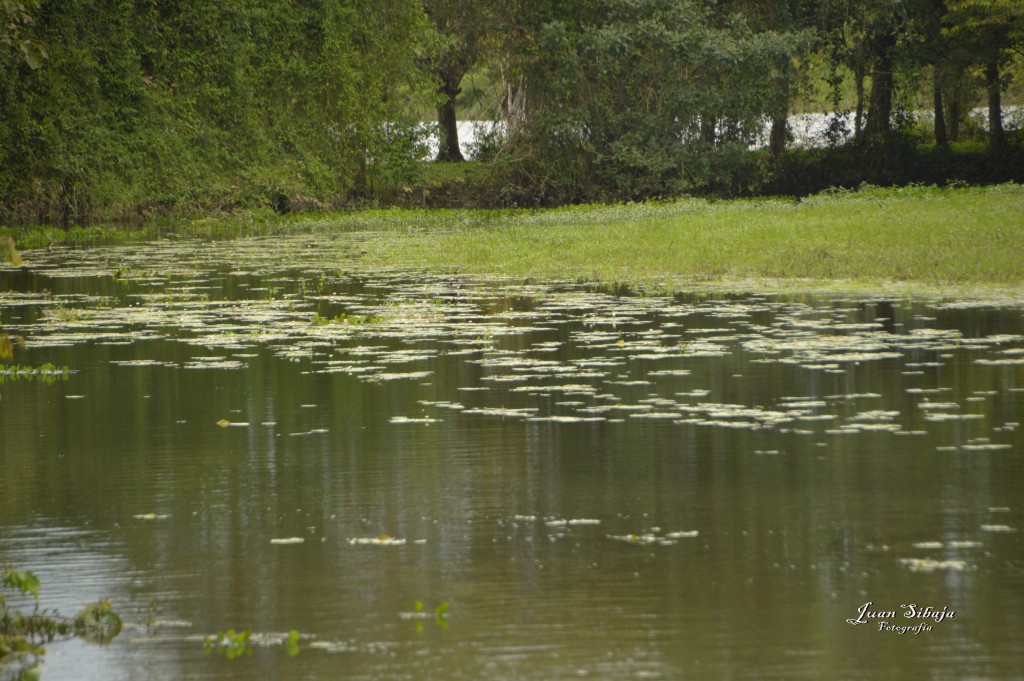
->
6, 183, 1022, 294
354, 183, 1024, 290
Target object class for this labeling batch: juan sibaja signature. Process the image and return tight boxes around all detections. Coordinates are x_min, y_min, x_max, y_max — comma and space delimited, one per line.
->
847, 602, 955, 634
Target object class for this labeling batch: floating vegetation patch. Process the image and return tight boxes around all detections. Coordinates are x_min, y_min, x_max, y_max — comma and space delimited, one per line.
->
544, 518, 601, 526
183, 358, 247, 370
898, 558, 968, 573
528, 415, 606, 423
216, 419, 250, 428
6, 233, 1024, 479
607, 529, 699, 546
390, 416, 441, 424
133, 513, 170, 521
0, 363, 71, 383
347, 535, 418, 546
362, 371, 433, 382
110, 359, 176, 368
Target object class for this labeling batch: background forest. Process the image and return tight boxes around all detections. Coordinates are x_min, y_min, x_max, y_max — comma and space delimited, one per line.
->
1, 0, 1022, 224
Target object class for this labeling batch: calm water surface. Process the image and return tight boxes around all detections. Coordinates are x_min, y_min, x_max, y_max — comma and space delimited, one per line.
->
1, 235, 1023, 680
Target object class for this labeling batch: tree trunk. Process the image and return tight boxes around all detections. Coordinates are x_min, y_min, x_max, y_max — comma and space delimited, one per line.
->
854, 65, 865, 142
435, 72, 465, 162
701, 115, 717, 145
769, 114, 788, 156
769, 73, 789, 157
933, 72, 947, 148
985, 59, 1005, 149
946, 97, 961, 142
499, 62, 527, 140
864, 43, 894, 139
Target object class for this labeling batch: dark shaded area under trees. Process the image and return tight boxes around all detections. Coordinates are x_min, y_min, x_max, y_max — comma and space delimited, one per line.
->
0, 0, 1022, 224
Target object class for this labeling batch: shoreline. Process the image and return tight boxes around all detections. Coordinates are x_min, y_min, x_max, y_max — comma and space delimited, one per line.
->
351, 184, 1024, 294
5, 183, 1023, 297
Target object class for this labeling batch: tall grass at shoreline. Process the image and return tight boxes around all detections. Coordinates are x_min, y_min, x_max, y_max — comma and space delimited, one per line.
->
356, 184, 1024, 287
4, 184, 1022, 290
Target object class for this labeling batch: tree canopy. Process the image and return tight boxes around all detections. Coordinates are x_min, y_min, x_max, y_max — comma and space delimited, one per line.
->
0, 0, 1020, 221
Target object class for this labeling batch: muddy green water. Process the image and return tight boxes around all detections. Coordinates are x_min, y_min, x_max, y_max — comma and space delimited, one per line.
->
1, 235, 1023, 680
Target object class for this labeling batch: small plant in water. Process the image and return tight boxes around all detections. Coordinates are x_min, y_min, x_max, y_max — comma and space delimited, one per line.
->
1, 565, 122, 675
203, 628, 302, 659
204, 628, 252, 660
0, 364, 71, 384
403, 600, 450, 632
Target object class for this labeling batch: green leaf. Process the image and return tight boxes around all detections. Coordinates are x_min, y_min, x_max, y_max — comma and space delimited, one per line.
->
3, 570, 40, 600
286, 629, 301, 657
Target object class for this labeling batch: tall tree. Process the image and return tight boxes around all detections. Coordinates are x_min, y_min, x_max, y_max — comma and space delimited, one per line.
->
714, 0, 815, 155
422, 0, 491, 162
943, 0, 1024, 149
516, 0, 805, 198
0, 0, 432, 223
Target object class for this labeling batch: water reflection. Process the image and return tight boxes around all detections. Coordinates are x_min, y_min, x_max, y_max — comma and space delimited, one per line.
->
1, 236, 1023, 680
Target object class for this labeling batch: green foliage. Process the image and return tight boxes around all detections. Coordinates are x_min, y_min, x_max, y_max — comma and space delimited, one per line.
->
943, 0, 1024, 62
365, 122, 436, 199
202, 628, 302, 659
204, 628, 252, 660
0, 0, 433, 224
501, 0, 810, 201
1, 565, 122, 673
1, 573, 39, 602
285, 629, 301, 657
0, 0, 46, 68
73, 600, 122, 645
408, 600, 450, 632
0, 0, 1021, 215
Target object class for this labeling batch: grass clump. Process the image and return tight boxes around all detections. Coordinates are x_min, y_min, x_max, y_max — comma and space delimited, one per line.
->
354, 183, 1024, 288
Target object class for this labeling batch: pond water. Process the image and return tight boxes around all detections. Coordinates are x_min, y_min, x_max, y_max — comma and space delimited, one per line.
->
1, 234, 1023, 680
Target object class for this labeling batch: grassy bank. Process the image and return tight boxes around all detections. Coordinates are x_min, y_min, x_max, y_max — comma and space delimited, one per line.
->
353, 183, 1024, 289
5, 183, 1022, 293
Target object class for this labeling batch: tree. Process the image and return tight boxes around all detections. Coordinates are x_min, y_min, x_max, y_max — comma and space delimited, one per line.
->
816, 0, 909, 141
0, 0, 432, 223
422, 0, 490, 162
943, 0, 1024, 149
513, 0, 806, 199
713, 0, 816, 155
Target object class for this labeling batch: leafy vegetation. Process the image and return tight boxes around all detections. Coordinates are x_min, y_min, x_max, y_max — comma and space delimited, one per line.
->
203, 628, 252, 661
1, 566, 122, 675
0, 0, 432, 224
0, 2, 1021, 221
202, 628, 302, 660
0, 364, 70, 384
